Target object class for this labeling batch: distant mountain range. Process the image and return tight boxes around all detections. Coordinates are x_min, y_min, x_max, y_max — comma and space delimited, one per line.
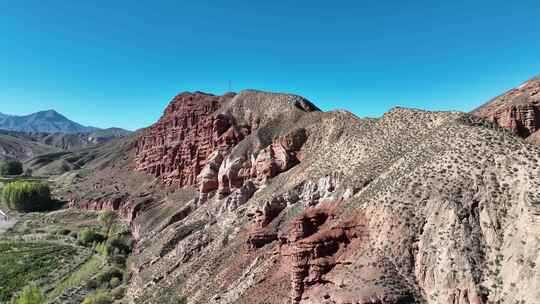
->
0, 110, 132, 161
0, 128, 133, 161
0, 109, 101, 133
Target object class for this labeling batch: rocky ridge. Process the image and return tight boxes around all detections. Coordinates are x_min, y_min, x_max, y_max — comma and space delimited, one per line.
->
473, 76, 540, 143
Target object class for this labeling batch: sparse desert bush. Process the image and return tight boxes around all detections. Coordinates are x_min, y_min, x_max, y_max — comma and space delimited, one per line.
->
96, 267, 123, 286
0, 160, 23, 176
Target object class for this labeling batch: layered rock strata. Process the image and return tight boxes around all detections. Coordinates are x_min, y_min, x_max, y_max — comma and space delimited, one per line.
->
279, 206, 367, 303
135, 92, 249, 186
198, 128, 308, 203
473, 76, 540, 140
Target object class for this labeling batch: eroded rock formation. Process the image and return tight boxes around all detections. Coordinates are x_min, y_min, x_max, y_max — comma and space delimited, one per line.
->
473, 76, 540, 141
135, 92, 249, 186
198, 128, 308, 203
279, 205, 368, 303
135, 91, 309, 209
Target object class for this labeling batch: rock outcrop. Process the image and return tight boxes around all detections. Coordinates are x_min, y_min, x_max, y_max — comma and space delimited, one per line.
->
279, 205, 367, 303
136, 91, 311, 200
199, 128, 308, 203
69, 194, 143, 223
473, 76, 540, 141
135, 92, 249, 186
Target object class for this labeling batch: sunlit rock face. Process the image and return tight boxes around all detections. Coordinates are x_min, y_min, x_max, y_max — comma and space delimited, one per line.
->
473, 76, 540, 141
135, 92, 249, 187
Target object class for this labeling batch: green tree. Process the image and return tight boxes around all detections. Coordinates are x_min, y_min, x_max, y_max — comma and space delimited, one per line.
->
78, 228, 105, 246
2, 181, 51, 212
98, 210, 117, 236
0, 160, 23, 176
9, 285, 46, 304
95, 242, 109, 257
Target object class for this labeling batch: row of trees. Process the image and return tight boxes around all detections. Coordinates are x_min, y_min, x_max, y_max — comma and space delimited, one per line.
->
0, 160, 23, 176
2, 181, 52, 212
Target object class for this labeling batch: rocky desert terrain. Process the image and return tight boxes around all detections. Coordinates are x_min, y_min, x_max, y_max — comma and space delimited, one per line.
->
25, 77, 540, 304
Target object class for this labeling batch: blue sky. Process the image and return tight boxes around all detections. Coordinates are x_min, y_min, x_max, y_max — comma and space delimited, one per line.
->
1, 0, 539, 130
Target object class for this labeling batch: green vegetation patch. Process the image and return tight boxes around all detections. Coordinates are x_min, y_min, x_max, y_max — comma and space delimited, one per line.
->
47, 255, 104, 301
0, 241, 78, 302
2, 181, 54, 212
0, 160, 23, 176
9, 285, 46, 304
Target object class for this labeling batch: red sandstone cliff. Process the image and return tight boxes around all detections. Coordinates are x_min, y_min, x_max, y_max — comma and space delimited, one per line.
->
473, 76, 540, 141
135, 92, 249, 187
135, 91, 314, 206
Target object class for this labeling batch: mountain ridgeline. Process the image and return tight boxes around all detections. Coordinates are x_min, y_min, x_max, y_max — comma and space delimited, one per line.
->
0, 110, 131, 161
0, 109, 98, 133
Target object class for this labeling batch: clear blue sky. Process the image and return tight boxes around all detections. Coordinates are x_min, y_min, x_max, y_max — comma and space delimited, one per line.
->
1, 1, 539, 130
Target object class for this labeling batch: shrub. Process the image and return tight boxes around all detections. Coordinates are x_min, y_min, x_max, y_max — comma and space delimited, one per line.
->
98, 211, 117, 236
106, 237, 133, 256
82, 290, 113, 304
96, 267, 123, 286
0, 160, 23, 176
9, 285, 46, 304
109, 255, 126, 267
78, 228, 105, 246
110, 277, 121, 288
2, 181, 51, 212
110, 286, 125, 299
95, 242, 109, 257
55, 228, 71, 236
86, 279, 99, 289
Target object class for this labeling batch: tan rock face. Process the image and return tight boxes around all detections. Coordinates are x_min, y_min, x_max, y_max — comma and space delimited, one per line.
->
526, 129, 540, 144
473, 77, 540, 140
135, 92, 249, 186
198, 128, 308, 203
253, 128, 306, 185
